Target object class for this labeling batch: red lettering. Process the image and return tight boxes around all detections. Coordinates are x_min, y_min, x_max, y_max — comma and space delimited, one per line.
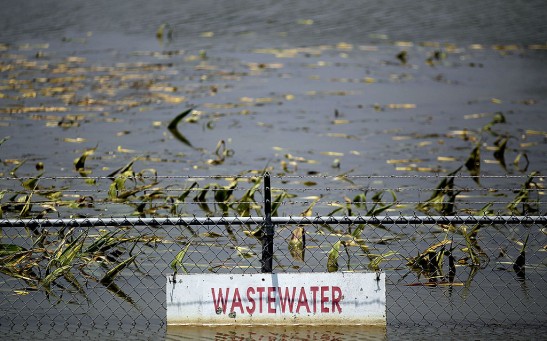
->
296, 287, 311, 313
230, 288, 244, 314
213, 285, 342, 316
257, 287, 265, 313
246, 287, 256, 314
278, 287, 296, 313
332, 286, 342, 313
211, 288, 229, 314
267, 287, 276, 313
320, 286, 329, 313
310, 286, 319, 313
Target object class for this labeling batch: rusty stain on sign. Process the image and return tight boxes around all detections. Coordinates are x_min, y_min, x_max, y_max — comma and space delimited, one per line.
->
167, 272, 386, 326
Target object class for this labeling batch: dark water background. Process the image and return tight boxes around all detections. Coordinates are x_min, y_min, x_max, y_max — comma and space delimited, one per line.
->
2, 0, 547, 46
1, 1, 546, 340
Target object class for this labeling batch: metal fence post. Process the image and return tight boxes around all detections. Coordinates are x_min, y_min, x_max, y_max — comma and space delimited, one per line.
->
261, 172, 274, 273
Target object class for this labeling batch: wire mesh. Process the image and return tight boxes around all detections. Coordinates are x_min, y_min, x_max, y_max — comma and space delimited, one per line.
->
0, 173, 545, 339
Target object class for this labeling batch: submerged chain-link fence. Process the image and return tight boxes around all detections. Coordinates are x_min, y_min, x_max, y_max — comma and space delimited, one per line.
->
0, 173, 545, 339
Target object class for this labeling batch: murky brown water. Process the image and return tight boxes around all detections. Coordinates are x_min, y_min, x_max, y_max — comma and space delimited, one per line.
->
166, 325, 387, 340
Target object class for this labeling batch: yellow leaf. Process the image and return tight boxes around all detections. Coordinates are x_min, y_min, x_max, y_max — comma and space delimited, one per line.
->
464, 113, 489, 119
386, 103, 416, 109
336, 42, 353, 51
320, 151, 344, 157
155, 93, 185, 104
117, 146, 135, 153
437, 156, 457, 162
526, 130, 547, 136
469, 44, 484, 50
297, 19, 314, 25
394, 41, 413, 47
66, 56, 86, 63
64, 137, 87, 143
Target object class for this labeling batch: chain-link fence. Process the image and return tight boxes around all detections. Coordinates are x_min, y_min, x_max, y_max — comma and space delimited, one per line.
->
0, 173, 545, 339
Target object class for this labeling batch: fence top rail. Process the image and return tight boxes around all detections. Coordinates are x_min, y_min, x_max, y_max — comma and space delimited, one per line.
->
1, 215, 545, 228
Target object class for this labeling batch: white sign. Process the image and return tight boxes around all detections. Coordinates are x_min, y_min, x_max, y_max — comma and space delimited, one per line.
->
167, 272, 386, 325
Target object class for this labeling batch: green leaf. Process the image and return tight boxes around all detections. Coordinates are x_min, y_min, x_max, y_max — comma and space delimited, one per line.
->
462, 226, 480, 266
367, 190, 397, 216
101, 253, 140, 284
10, 160, 26, 176
19, 194, 33, 218
170, 242, 192, 275
327, 241, 342, 272
465, 144, 481, 183
41, 265, 71, 288
417, 166, 462, 214
507, 171, 539, 214
73, 147, 97, 171
368, 251, 397, 271
0, 243, 27, 256
350, 224, 369, 253
482, 112, 506, 133
22, 173, 43, 190
156, 23, 173, 40
513, 234, 528, 278
107, 159, 135, 178
235, 178, 262, 216
513, 152, 529, 172
271, 191, 287, 216
63, 270, 87, 297
178, 182, 198, 202
214, 181, 238, 203
493, 137, 508, 169
54, 231, 86, 267
0, 136, 9, 147
301, 196, 321, 217
234, 246, 256, 259
84, 230, 136, 254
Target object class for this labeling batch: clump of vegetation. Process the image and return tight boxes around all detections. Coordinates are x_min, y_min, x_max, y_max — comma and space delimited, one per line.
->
0, 227, 145, 305
417, 113, 543, 216
0, 109, 542, 291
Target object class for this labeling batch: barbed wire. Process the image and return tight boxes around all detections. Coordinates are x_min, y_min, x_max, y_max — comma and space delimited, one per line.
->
0, 186, 541, 194
0, 173, 540, 181
3, 198, 545, 206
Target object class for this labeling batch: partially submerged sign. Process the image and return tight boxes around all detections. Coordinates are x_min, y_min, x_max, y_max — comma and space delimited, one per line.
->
167, 272, 386, 325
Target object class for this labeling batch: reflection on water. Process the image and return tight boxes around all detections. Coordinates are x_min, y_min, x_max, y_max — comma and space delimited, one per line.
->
166, 325, 387, 341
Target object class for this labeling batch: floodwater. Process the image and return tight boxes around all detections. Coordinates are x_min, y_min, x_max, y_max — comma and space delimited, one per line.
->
1, 0, 546, 340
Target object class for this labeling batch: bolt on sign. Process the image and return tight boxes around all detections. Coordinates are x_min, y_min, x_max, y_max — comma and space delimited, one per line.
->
167, 272, 386, 325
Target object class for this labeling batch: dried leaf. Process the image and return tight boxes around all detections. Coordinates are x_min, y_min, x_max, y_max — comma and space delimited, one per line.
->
288, 226, 305, 262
